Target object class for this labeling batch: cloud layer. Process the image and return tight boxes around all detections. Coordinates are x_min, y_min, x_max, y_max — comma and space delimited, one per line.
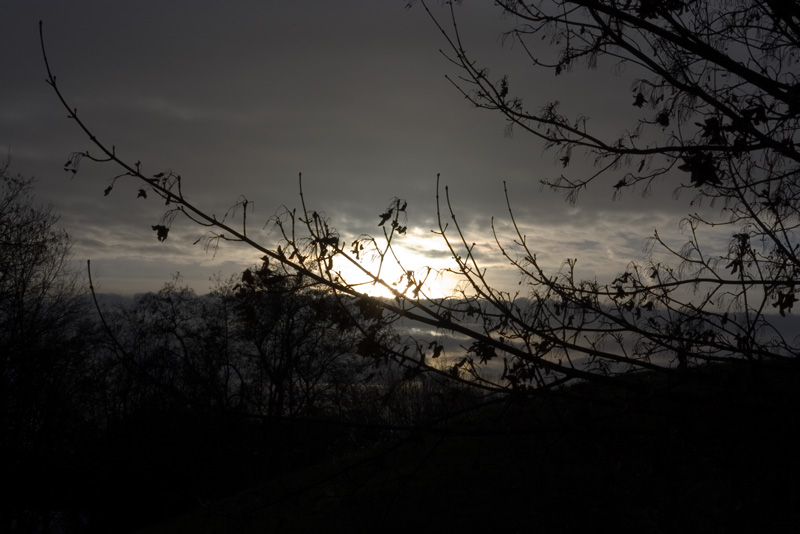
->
2, 1, 723, 295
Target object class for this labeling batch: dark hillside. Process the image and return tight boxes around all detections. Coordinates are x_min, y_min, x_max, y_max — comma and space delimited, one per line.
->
137, 359, 800, 533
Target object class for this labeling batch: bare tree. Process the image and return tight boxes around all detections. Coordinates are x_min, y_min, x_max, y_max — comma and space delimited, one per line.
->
411, 0, 800, 374
38, 0, 800, 401
1, 160, 89, 450
0, 160, 94, 533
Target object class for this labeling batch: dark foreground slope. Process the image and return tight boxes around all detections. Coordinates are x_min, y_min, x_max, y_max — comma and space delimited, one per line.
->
139, 360, 800, 534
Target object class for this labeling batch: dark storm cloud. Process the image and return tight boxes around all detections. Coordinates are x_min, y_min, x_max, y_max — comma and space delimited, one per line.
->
1, 1, 715, 295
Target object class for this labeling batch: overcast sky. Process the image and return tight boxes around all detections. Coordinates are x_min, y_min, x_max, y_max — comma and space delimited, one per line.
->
2, 1, 712, 296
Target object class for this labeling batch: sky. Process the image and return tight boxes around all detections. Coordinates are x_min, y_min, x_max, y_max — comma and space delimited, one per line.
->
2, 1, 715, 297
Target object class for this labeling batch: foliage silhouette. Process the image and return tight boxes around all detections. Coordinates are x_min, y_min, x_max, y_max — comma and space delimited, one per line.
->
30, 2, 800, 530
410, 0, 800, 376
99, 266, 391, 420
39, 0, 800, 405
0, 160, 95, 532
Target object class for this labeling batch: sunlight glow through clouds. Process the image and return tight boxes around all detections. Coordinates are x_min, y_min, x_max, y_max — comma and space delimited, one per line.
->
331, 227, 462, 299
330, 211, 677, 300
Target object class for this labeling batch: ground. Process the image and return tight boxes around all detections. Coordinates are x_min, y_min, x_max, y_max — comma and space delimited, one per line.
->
135, 359, 800, 533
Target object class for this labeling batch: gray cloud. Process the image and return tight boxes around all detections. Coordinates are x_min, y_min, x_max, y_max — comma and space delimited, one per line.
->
2, 1, 724, 295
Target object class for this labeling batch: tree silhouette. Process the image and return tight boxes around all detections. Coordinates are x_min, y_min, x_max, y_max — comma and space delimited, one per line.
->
39, 0, 799, 401
413, 0, 800, 373
0, 161, 94, 532
0, 160, 90, 447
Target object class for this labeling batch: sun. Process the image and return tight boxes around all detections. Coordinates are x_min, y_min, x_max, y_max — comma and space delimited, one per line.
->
331, 228, 461, 300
